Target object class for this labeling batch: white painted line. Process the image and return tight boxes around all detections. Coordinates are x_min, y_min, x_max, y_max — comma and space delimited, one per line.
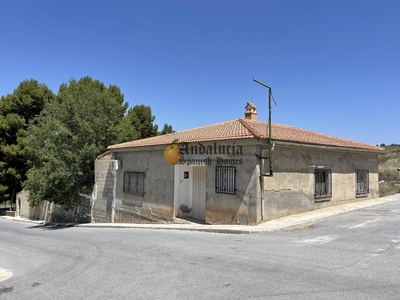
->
295, 235, 339, 245
0, 268, 13, 282
349, 218, 380, 229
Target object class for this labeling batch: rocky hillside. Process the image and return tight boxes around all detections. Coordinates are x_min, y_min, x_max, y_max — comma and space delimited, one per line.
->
378, 144, 400, 196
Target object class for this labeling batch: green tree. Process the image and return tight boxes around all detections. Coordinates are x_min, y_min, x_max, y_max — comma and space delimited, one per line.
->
24, 76, 138, 208
0, 79, 54, 204
159, 123, 175, 135
127, 105, 159, 139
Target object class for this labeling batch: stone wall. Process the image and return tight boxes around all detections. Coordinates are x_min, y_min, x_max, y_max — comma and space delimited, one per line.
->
92, 151, 113, 223
16, 190, 92, 223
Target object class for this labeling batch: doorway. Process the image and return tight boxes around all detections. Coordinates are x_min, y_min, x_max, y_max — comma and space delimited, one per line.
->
191, 166, 206, 221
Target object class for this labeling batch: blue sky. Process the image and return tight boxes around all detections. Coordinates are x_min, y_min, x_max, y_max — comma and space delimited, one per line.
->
1, 0, 399, 146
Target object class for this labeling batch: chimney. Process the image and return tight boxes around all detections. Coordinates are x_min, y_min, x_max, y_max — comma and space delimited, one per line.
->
244, 102, 257, 120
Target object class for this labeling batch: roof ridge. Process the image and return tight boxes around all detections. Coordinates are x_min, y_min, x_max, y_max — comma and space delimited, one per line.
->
238, 118, 261, 138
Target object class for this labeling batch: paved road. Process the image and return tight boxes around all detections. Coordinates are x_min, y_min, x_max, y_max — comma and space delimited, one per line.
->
1, 200, 400, 300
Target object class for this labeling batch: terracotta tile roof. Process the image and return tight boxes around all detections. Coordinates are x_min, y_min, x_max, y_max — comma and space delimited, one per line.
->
245, 119, 384, 151
108, 118, 384, 152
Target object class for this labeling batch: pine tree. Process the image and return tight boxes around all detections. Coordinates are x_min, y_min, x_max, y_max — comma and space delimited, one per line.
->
24, 76, 138, 207
126, 105, 159, 139
0, 79, 54, 204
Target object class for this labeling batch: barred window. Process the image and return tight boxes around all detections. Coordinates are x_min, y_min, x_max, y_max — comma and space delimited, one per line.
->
356, 170, 369, 197
215, 166, 236, 195
315, 169, 332, 200
123, 172, 145, 195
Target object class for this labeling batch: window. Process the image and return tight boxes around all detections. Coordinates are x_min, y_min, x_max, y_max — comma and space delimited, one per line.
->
215, 166, 236, 195
123, 172, 145, 195
314, 169, 332, 200
356, 170, 369, 197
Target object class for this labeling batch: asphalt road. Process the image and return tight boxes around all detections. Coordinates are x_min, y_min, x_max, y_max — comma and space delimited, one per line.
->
1, 200, 400, 300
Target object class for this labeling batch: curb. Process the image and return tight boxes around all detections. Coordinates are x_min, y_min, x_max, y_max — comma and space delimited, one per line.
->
1, 216, 76, 228
3, 194, 400, 234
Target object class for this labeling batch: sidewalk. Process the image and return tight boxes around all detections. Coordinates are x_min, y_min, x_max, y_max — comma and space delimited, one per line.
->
3, 194, 400, 234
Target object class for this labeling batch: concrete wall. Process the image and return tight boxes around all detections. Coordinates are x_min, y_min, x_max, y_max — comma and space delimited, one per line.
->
203, 142, 259, 225
94, 139, 380, 225
95, 140, 261, 225
93, 151, 113, 222
16, 190, 91, 223
114, 148, 175, 223
94, 147, 176, 223
171, 139, 260, 225
260, 143, 380, 221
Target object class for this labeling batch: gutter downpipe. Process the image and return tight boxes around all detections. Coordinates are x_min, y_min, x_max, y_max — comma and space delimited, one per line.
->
111, 169, 116, 223
260, 174, 265, 220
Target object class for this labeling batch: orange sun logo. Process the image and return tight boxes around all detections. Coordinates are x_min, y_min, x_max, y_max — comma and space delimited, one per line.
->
164, 139, 183, 165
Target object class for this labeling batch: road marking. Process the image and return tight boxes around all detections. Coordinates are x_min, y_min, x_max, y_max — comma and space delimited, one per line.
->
0, 268, 13, 282
390, 237, 400, 249
371, 245, 391, 257
295, 235, 339, 245
349, 218, 380, 229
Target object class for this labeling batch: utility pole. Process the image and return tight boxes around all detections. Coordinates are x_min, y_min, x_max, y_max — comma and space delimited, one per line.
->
253, 78, 274, 176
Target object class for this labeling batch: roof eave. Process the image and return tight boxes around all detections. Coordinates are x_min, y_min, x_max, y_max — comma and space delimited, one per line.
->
275, 141, 384, 154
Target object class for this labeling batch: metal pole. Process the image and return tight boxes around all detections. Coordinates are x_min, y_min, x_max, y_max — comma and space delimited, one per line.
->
260, 175, 265, 221
254, 78, 275, 222
253, 78, 271, 89
253, 78, 273, 176
268, 88, 273, 176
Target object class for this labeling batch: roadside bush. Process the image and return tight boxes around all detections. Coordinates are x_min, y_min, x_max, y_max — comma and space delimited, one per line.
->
378, 166, 400, 182
380, 183, 400, 197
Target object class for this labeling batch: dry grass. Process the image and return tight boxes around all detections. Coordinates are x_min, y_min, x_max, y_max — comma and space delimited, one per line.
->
380, 183, 400, 197
378, 144, 400, 197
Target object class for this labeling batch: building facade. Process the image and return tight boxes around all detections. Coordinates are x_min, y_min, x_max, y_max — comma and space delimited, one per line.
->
93, 103, 383, 225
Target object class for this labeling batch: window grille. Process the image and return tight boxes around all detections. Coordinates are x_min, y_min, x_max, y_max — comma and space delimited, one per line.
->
215, 166, 236, 195
314, 169, 332, 200
123, 172, 145, 195
356, 170, 369, 197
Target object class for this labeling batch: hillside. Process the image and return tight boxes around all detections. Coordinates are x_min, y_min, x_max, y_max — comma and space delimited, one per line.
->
378, 144, 400, 196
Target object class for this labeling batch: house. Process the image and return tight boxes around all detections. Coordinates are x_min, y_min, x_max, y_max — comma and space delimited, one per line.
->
92, 103, 384, 225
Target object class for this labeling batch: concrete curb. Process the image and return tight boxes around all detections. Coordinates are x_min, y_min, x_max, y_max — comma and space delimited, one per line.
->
0, 216, 76, 228
3, 194, 400, 234
0, 216, 45, 225
255, 194, 400, 233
